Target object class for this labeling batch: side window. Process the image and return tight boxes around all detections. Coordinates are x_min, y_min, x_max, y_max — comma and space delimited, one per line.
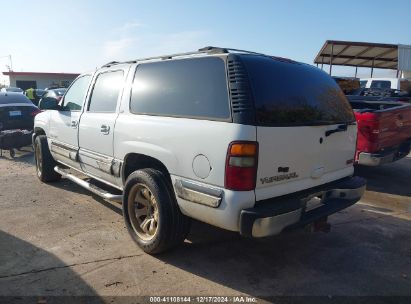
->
88, 70, 124, 112
130, 57, 230, 120
63, 75, 91, 111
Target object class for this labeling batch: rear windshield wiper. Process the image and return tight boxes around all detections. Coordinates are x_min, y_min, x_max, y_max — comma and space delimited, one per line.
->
325, 124, 349, 137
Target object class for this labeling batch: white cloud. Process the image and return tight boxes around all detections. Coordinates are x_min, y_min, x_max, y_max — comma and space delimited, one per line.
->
101, 21, 211, 62
103, 37, 137, 59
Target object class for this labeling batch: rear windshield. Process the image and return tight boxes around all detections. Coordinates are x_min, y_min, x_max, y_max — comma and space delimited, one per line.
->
6, 87, 23, 93
242, 55, 355, 126
370, 80, 391, 89
0, 93, 32, 105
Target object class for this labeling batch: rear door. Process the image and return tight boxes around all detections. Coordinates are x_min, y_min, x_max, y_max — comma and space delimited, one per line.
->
48, 75, 92, 170
78, 68, 127, 186
241, 56, 357, 201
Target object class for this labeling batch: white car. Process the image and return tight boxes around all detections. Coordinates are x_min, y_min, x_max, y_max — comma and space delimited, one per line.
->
33, 47, 366, 254
360, 77, 411, 91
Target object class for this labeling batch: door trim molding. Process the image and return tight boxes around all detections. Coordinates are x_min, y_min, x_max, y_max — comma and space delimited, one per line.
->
50, 141, 78, 161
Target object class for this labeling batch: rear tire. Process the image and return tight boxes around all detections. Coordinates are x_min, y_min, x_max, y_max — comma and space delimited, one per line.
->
34, 135, 61, 182
123, 168, 190, 254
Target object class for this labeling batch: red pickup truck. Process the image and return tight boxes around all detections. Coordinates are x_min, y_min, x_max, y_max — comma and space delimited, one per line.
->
348, 100, 411, 166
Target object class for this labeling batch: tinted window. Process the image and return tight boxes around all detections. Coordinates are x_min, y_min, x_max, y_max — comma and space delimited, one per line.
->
88, 70, 123, 112
130, 57, 230, 120
370, 80, 391, 89
63, 75, 91, 111
242, 55, 355, 126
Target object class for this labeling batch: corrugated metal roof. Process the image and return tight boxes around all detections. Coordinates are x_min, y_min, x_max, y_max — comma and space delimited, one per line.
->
314, 40, 398, 70
398, 44, 411, 71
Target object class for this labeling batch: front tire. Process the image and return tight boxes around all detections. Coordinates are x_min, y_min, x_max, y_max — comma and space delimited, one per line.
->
123, 169, 190, 254
34, 135, 61, 182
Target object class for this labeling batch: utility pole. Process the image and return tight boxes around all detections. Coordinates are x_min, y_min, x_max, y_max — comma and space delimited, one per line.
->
9, 55, 12, 71
0, 54, 13, 71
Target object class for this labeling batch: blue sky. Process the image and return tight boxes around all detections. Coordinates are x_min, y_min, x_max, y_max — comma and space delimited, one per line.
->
1, 0, 410, 83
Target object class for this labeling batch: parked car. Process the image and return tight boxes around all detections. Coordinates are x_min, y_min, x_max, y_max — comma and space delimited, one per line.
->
0, 92, 40, 156
360, 77, 411, 91
347, 87, 411, 103
38, 88, 66, 110
349, 100, 411, 166
33, 46, 366, 254
0, 92, 40, 131
1, 87, 24, 94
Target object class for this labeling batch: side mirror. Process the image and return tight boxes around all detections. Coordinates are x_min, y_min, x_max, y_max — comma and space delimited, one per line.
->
39, 97, 60, 110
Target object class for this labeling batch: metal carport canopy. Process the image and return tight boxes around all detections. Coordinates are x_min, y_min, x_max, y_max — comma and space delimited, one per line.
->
314, 40, 398, 70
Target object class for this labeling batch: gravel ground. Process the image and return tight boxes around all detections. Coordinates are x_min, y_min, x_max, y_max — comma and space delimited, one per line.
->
0, 148, 410, 302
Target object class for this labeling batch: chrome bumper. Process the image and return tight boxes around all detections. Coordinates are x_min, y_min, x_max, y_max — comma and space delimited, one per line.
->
358, 141, 411, 166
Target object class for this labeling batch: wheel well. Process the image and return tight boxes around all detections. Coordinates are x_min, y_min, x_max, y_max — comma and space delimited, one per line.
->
33, 127, 46, 141
122, 154, 171, 184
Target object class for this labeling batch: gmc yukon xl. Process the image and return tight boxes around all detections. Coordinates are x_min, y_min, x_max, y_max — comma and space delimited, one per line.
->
33, 47, 366, 254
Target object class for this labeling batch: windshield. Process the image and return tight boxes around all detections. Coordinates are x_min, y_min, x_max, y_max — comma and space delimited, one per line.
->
242, 55, 355, 126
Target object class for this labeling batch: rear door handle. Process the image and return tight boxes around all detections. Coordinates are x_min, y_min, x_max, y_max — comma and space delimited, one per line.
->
71, 121, 78, 128
325, 124, 348, 137
100, 124, 110, 135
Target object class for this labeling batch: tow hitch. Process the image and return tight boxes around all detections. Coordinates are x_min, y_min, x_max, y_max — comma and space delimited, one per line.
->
306, 217, 331, 233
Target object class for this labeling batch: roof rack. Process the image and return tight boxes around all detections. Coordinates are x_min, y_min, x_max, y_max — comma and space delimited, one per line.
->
101, 61, 120, 68
101, 46, 267, 68
198, 46, 266, 56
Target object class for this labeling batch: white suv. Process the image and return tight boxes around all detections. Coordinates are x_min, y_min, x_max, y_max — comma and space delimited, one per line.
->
33, 47, 366, 254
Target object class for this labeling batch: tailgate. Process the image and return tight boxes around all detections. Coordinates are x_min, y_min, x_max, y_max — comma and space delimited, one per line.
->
354, 103, 411, 153
376, 105, 411, 150
240, 55, 357, 202
256, 125, 356, 201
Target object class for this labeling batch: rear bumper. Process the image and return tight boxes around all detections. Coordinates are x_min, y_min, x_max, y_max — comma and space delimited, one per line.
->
357, 140, 411, 166
240, 176, 366, 238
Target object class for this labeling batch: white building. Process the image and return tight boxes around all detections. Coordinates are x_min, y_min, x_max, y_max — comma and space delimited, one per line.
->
2, 71, 79, 90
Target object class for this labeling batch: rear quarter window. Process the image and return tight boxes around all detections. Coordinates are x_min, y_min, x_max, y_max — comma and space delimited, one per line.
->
241, 55, 355, 126
130, 57, 230, 120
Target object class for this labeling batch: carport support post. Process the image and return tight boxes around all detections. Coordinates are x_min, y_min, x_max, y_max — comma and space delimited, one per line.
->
321, 56, 324, 70
371, 59, 375, 78
329, 43, 334, 76
355, 66, 358, 78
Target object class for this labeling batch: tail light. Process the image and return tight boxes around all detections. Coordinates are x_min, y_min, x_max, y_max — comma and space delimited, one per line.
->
359, 115, 380, 143
358, 113, 380, 153
30, 109, 42, 117
225, 141, 258, 191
